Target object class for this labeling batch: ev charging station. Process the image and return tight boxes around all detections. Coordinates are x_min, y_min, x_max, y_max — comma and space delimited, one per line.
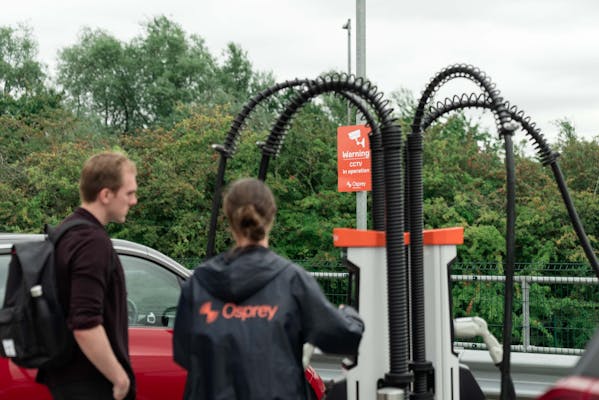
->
333, 227, 464, 399
207, 65, 599, 400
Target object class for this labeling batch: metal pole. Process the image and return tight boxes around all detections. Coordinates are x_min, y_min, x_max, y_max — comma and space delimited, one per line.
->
356, 0, 367, 230
522, 279, 530, 351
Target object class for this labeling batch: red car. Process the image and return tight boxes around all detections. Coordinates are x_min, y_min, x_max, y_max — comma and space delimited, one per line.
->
0, 234, 325, 400
537, 329, 599, 400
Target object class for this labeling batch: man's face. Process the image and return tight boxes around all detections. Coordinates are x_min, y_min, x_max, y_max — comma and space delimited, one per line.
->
106, 168, 138, 223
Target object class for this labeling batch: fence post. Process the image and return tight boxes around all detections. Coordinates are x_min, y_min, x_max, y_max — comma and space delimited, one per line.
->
522, 278, 530, 351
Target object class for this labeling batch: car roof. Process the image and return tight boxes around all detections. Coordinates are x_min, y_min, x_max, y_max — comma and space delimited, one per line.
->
0, 233, 191, 278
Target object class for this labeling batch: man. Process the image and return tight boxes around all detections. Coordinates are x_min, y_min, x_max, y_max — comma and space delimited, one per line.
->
37, 151, 138, 400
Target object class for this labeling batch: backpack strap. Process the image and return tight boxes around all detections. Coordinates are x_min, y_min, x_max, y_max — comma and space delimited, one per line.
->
17, 220, 97, 293
47, 219, 97, 244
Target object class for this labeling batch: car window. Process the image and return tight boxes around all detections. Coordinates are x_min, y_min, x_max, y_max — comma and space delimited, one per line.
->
119, 255, 181, 328
0, 255, 9, 304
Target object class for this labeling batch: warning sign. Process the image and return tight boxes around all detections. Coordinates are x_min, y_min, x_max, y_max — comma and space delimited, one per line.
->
337, 125, 372, 192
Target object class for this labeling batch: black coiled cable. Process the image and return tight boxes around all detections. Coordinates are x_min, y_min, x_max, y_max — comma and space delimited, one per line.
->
256, 73, 413, 390
410, 63, 516, 400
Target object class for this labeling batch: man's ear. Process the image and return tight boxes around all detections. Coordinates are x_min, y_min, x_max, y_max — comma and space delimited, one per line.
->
98, 188, 113, 204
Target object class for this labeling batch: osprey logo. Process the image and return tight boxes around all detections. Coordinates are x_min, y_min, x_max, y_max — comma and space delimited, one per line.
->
199, 302, 219, 324
198, 301, 279, 324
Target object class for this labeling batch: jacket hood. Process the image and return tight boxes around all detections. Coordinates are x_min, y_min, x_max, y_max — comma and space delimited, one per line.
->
193, 246, 289, 303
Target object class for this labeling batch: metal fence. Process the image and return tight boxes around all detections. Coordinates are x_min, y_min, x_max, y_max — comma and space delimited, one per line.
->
176, 258, 599, 354
450, 262, 599, 355
452, 274, 599, 355
305, 261, 599, 355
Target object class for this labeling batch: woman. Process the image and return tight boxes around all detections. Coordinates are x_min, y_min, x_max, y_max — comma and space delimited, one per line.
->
173, 178, 363, 400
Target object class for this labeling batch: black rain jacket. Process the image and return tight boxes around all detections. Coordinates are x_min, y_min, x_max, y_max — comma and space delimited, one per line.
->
173, 245, 364, 400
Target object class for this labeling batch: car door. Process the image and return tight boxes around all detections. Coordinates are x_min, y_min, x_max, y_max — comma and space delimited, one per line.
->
118, 253, 188, 400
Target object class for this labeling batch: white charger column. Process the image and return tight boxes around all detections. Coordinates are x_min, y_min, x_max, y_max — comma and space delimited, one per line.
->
334, 228, 390, 400
421, 228, 464, 399
333, 227, 464, 400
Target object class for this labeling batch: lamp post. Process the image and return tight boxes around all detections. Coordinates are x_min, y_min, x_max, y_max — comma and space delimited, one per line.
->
355, 0, 367, 230
342, 18, 351, 125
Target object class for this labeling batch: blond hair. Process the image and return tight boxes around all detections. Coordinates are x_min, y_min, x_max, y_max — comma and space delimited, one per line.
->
79, 152, 136, 202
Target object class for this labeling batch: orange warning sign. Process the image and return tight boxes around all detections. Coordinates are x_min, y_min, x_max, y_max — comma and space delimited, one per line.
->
337, 125, 372, 192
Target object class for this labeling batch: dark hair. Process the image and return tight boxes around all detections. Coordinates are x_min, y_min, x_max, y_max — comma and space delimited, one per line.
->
79, 152, 136, 202
223, 178, 277, 242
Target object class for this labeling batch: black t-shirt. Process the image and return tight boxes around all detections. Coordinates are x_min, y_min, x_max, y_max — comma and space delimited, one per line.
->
37, 208, 135, 398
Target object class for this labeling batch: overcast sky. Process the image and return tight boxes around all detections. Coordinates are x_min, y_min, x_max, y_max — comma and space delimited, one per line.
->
2, 0, 599, 143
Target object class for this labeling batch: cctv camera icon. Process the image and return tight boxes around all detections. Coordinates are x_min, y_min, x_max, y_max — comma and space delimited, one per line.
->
348, 129, 365, 148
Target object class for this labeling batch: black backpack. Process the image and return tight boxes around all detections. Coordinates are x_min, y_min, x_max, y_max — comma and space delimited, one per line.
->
0, 220, 94, 369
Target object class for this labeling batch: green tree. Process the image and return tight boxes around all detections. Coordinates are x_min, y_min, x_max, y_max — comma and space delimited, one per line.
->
133, 16, 217, 126
0, 135, 117, 233
216, 43, 253, 100
0, 24, 62, 117
57, 28, 139, 132
0, 24, 45, 99
57, 16, 219, 132
554, 119, 599, 193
